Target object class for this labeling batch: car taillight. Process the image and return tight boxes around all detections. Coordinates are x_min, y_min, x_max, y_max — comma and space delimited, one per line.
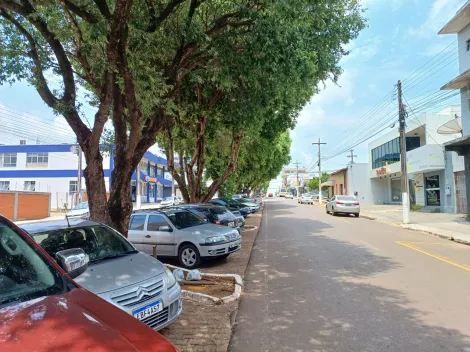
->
353, 202, 359, 205
213, 220, 221, 225
336, 201, 344, 205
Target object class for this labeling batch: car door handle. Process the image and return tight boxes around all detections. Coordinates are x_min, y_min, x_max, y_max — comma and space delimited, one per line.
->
145, 235, 151, 238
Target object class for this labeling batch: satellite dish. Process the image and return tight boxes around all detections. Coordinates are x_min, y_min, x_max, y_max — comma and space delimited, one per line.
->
437, 116, 462, 135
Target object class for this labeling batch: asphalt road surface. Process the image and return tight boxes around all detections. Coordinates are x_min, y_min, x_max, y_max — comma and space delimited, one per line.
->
229, 199, 470, 352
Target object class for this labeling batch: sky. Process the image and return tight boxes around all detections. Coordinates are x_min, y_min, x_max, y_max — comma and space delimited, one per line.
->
289, 0, 466, 175
0, 0, 467, 173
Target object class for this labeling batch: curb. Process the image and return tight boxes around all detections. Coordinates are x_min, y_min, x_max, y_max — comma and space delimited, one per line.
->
400, 224, 470, 246
165, 264, 243, 305
360, 214, 376, 220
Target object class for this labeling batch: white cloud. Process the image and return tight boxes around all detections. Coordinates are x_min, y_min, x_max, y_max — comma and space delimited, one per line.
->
408, 0, 465, 38
342, 37, 382, 64
421, 41, 454, 56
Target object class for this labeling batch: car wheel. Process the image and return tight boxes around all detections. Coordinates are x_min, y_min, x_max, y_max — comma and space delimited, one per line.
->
355, 213, 360, 218
179, 244, 201, 269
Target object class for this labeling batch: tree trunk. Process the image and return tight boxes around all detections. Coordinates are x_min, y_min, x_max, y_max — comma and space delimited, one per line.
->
82, 148, 110, 224
107, 165, 134, 237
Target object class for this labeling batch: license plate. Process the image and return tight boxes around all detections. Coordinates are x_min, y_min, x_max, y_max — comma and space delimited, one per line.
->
133, 300, 162, 321
228, 221, 235, 227
345, 203, 353, 206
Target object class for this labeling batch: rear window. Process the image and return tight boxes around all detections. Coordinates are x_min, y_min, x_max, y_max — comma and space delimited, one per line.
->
337, 196, 356, 201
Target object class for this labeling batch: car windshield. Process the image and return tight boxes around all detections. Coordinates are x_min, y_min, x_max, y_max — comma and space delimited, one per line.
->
31, 225, 136, 263
72, 202, 88, 210
0, 219, 66, 307
208, 206, 232, 220
337, 196, 357, 201
165, 210, 206, 229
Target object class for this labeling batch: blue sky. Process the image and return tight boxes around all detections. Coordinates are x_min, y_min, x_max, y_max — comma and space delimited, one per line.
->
0, 0, 467, 169
289, 0, 466, 174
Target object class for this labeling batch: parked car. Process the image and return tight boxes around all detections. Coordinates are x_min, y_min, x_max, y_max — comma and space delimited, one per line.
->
160, 196, 183, 207
0, 215, 177, 352
178, 204, 241, 232
285, 193, 294, 199
298, 193, 314, 204
209, 198, 252, 217
252, 194, 263, 204
268, 193, 274, 197
22, 219, 182, 331
129, 208, 241, 269
326, 195, 360, 217
66, 201, 89, 219
236, 198, 260, 212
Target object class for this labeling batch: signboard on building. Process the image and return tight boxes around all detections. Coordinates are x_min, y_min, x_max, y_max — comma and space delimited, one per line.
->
144, 176, 157, 183
376, 167, 389, 176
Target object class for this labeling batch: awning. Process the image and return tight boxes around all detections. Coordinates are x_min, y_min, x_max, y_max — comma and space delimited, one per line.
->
443, 135, 470, 155
321, 180, 334, 187
441, 68, 470, 90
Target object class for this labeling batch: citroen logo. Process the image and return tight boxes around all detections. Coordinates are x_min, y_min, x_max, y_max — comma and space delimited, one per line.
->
135, 285, 151, 299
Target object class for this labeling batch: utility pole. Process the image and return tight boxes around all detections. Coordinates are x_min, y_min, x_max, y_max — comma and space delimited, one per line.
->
347, 150, 357, 165
77, 146, 82, 205
398, 80, 410, 224
136, 163, 141, 210
312, 138, 326, 205
293, 161, 301, 197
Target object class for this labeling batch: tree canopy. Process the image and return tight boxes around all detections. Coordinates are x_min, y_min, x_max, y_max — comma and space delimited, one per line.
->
0, 0, 365, 233
308, 172, 330, 191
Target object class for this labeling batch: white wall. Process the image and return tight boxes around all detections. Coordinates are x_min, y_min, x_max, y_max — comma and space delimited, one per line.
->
347, 163, 375, 204
370, 178, 389, 204
458, 24, 470, 74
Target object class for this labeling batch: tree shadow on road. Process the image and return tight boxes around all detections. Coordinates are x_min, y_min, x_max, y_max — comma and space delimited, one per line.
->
230, 214, 470, 352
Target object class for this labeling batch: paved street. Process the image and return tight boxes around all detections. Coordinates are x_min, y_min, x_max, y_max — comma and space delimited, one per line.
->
230, 199, 470, 352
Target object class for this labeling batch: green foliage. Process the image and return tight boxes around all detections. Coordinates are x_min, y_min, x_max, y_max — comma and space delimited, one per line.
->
308, 173, 330, 190
410, 204, 424, 212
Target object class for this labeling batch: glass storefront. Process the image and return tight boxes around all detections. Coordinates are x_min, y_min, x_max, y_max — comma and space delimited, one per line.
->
391, 178, 402, 203
371, 136, 421, 169
425, 175, 440, 206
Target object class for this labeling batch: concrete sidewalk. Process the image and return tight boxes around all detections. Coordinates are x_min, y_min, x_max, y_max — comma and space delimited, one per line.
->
360, 204, 470, 244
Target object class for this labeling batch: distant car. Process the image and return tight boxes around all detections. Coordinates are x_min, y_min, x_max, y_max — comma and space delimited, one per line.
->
1, 215, 177, 351
178, 204, 241, 233
285, 193, 294, 199
209, 198, 251, 217
252, 194, 263, 204
298, 193, 314, 204
22, 219, 182, 331
326, 196, 360, 217
268, 193, 274, 197
129, 208, 241, 269
160, 196, 183, 207
66, 201, 89, 219
234, 198, 260, 212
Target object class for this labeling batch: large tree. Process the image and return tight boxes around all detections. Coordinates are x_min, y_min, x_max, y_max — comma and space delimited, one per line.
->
0, 0, 365, 233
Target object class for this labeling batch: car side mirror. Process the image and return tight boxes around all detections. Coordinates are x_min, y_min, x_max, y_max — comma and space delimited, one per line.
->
56, 248, 89, 279
159, 225, 173, 232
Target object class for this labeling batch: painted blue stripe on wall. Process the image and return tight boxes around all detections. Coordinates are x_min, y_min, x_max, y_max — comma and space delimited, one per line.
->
0, 144, 76, 153
0, 169, 111, 178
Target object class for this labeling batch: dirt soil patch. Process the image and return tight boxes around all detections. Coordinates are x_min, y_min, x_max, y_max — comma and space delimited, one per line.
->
171, 271, 236, 298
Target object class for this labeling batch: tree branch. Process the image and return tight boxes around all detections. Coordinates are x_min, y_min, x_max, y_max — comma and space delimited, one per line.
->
62, 0, 98, 23
147, 0, 186, 32
92, 0, 111, 19
0, 9, 57, 108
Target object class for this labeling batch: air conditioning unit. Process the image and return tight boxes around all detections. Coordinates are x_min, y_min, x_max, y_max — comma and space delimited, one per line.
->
20, 140, 26, 145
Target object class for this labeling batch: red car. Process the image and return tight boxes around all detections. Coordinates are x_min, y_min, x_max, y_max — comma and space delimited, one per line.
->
0, 215, 177, 352
268, 193, 274, 197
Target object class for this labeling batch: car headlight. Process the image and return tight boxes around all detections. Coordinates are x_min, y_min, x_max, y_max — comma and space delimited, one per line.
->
164, 266, 177, 289
205, 235, 226, 244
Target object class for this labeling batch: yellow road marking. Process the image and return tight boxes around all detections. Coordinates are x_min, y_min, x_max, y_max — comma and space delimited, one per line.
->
335, 217, 351, 224
396, 241, 470, 272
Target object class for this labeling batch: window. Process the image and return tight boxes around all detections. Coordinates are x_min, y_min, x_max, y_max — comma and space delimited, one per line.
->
467, 39, 470, 52
0, 181, 10, 190
371, 138, 401, 169
129, 215, 146, 230
147, 215, 169, 231
163, 210, 206, 229
69, 180, 78, 193
0, 153, 17, 167
26, 152, 48, 166
24, 181, 36, 191
406, 136, 420, 152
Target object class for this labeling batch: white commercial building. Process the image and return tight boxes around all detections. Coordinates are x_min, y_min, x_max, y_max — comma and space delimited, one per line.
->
439, 1, 470, 218
368, 106, 463, 212
0, 143, 172, 210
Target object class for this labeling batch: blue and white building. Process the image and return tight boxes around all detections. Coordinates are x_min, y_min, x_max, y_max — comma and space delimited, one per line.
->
0, 142, 173, 210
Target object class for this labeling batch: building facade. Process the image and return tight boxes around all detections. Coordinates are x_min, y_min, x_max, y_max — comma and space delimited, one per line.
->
0, 143, 172, 210
439, 2, 470, 218
368, 106, 462, 211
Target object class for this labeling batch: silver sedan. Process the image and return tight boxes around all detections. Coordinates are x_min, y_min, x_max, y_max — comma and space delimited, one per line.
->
326, 196, 360, 217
